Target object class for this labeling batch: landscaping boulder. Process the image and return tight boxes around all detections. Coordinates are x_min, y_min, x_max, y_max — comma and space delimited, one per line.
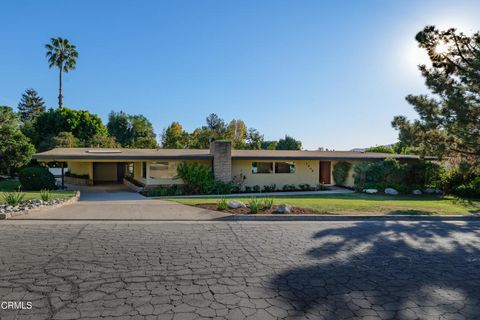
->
412, 189, 423, 195
227, 200, 246, 209
424, 188, 435, 194
364, 189, 378, 194
274, 204, 292, 214
384, 188, 399, 195
435, 189, 443, 194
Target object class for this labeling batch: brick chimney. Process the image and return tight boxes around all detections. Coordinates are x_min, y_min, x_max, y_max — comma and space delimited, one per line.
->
210, 140, 232, 182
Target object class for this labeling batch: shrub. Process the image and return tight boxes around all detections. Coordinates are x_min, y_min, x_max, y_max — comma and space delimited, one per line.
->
315, 183, 327, 191
176, 162, 214, 194
231, 185, 241, 194
298, 183, 311, 191
217, 198, 228, 210
453, 177, 480, 198
244, 186, 252, 193
333, 161, 352, 186
1, 191, 25, 206
176, 162, 234, 195
65, 171, 89, 179
149, 185, 184, 197
262, 197, 274, 209
252, 185, 261, 193
262, 184, 276, 192
40, 189, 51, 201
248, 197, 262, 214
18, 167, 56, 191
282, 184, 296, 191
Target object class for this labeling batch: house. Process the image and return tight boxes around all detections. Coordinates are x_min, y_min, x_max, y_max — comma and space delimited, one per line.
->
33, 141, 423, 190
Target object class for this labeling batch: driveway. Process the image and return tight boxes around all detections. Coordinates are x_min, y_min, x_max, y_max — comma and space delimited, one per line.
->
0, 221, 479, 319
12, 184, 231, 220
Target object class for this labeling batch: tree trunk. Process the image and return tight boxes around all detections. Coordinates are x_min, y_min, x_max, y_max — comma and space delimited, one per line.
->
58, 63, 63, 109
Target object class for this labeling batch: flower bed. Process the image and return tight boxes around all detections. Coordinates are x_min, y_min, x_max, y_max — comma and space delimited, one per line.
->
0, 192, 80, 219
195, 204, 321, 215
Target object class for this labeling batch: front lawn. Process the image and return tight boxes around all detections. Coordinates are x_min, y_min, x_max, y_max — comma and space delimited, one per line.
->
167, 193, 480, 215
0, 179, 75, 204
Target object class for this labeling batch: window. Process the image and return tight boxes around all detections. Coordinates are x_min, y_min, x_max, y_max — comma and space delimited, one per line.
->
126, 163, 134, 178
275, 162, 296, 174
252, 162, 273, 174
150, 162, 173, 179
142, 162, 147, 179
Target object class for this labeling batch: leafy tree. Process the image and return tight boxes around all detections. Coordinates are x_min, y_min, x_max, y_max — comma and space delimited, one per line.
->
205, 113, 226, 137
17, 88, 46, 122
161, 122, 189, 148
392, 26, 480, 164
226, 119, 247, 149
0, 106, 35, 175
89, 133, 119, 148
51, 132, 79, 148
107, 111, 157, 148
276, 135, 302, 150
106, 111, 130, 146
32, 107, 108, 150
365, 145, 395, 153
261, 140, 278, 150
246, 128, 264, 150
45, 37, 79, 109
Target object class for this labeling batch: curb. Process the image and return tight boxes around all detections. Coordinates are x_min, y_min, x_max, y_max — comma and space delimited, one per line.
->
224, 214, 480, 222
1, 191, 81, 220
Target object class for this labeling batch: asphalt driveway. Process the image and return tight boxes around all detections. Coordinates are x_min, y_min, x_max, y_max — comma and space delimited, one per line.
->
12, 184, 231, 220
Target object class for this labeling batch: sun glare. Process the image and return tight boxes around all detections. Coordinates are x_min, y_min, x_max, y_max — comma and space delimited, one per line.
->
434, 41, 450, 55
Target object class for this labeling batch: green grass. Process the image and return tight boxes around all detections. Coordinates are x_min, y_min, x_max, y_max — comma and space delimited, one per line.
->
167, 193, 480, 216
0, 180, 75, 204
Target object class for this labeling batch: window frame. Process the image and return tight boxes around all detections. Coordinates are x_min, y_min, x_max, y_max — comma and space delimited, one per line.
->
274, 161, 296, 174
251, 162, 274, 174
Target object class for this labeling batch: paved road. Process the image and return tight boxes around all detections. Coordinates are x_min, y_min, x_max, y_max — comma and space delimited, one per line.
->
0, 221, 479, 319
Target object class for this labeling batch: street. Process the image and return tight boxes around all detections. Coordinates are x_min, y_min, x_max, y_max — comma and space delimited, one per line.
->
0, 221, 479, 319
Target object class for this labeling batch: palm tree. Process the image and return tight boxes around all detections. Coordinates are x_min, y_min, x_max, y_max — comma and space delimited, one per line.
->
45, 37, 79, 109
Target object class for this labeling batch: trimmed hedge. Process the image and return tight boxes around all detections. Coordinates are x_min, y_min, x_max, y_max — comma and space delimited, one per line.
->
18, 167, 56, 191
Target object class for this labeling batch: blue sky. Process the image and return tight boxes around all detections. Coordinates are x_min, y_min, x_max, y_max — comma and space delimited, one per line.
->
1, 0, 479, 150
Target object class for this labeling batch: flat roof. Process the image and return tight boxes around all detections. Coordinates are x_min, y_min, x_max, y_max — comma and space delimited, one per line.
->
33, 147, 424, 161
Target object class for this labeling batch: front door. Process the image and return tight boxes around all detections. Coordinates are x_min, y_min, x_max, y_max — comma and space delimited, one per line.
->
319, 161, 331, 184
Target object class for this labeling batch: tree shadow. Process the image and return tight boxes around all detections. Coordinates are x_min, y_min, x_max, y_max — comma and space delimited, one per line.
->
271, 221, 480, 319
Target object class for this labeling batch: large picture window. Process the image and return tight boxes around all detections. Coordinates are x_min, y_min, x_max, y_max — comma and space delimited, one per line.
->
275, 162, 296, 174
252, 162, 273, 174
149, 162, 172, 179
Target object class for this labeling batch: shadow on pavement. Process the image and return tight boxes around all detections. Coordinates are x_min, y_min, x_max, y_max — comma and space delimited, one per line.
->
271, 221, 480, 319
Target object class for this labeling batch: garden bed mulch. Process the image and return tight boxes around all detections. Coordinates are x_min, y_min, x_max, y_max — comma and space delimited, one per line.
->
195, 204, 327, 215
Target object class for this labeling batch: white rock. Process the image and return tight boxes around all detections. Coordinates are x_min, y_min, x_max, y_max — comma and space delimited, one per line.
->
412, 189, 423, 195
274, 204, 292, 214
227, 200, 246, 209
384, 188, 399, 195
364, 189, 378, 194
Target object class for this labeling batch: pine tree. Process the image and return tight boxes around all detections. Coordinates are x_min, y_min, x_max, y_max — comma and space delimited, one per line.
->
17, 88, 46, 122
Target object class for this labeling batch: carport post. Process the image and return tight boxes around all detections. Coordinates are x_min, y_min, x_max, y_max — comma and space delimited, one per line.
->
61, 162, 65, 189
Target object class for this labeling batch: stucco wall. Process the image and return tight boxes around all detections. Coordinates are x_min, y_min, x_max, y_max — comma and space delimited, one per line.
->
67, 162, 93, 178
232, 159, 321, 189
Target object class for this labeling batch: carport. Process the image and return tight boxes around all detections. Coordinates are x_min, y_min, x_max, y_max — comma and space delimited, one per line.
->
92, 162, 127, 184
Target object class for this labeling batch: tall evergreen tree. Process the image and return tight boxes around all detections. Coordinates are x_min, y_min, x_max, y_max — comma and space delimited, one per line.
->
17, 88, 46, 122
392, 26, 480, 164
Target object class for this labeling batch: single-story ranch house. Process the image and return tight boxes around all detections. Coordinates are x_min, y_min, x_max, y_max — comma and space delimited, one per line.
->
33, 141, 423, 190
